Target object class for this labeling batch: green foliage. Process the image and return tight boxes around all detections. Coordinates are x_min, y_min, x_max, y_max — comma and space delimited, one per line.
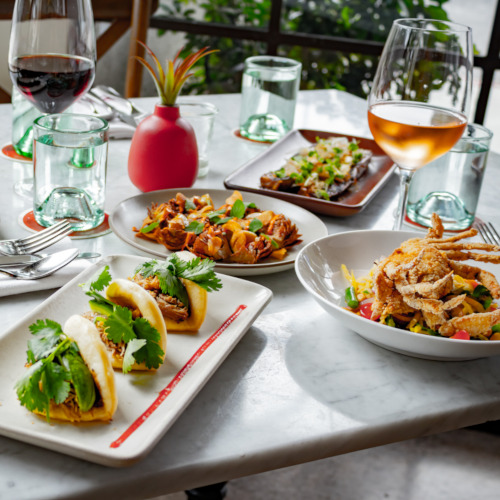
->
158, 0, 452, 98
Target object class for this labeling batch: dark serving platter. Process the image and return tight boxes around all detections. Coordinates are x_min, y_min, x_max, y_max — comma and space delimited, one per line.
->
224, 129, 395, 217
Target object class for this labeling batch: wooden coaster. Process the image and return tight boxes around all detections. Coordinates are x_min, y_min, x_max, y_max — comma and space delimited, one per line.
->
1, 143, 32, 163
19, 210, 112, 240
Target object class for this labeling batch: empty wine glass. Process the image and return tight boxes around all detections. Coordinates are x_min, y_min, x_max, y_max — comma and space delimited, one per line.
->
8, 0, 96, 115
368, 18, 473, 230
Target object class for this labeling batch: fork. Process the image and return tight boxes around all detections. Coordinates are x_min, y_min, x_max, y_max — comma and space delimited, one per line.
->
474, 219, 500, 246
0, 220, 73, 255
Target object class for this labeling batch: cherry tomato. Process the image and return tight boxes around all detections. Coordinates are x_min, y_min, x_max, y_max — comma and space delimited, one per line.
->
451, 329, 470, 340
359, 302, 380, 321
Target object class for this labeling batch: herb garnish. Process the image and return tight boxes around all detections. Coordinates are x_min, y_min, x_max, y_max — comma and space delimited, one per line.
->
135, 254, 222, 310
15, 319, 96, 421
185, 220, 206, 235
230, 199, 246, 219
81, 267, 165, 373
140, 221, 160, 234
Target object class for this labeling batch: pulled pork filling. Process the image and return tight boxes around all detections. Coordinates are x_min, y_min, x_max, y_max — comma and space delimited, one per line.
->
130, 274, 189, 323
82, 311, 126, 359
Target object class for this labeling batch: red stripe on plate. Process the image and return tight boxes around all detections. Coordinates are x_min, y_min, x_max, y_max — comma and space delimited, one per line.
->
110, 304, 247, 449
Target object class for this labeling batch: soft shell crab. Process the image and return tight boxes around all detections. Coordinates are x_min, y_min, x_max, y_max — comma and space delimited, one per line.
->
350, 214, 500, 340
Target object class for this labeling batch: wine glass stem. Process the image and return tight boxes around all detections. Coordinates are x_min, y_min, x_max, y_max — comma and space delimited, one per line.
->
394, 168, 414, 231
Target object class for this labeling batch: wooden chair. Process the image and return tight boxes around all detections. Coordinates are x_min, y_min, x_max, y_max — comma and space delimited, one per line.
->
0, 0, 158, 103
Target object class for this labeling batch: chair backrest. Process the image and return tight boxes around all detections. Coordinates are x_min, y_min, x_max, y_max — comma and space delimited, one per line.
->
0, 0, 158, 102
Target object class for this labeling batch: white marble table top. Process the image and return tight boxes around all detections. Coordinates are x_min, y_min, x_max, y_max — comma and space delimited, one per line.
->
1, 90, 500, 500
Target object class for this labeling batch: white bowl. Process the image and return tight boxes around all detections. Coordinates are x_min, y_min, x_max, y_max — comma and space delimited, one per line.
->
295, 229, 500, 361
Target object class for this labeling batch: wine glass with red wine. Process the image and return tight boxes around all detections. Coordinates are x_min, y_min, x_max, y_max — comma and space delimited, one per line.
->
8, 0, 96, 115
368, 19, 473, 230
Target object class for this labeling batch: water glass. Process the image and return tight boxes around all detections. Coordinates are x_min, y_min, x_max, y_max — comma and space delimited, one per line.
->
406, 123, 493, 230
239, 55, 301, 142
179, 102, 218, 178
33, 114, 108, 231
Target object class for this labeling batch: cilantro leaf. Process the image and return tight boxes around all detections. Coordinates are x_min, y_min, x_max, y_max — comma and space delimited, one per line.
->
15, 360, 49, 415
135, 257, 189, 306
81, 266, 116, 309
132, 318, 165, 370
122, 338, 147, 373
104, 306, 136, 344
230, 199, 246, 219
27, 319, 64, 362
136, 255, 222, 295
41, 362, 70, 405
176, 256, 222, 292
88, 266, 112, 292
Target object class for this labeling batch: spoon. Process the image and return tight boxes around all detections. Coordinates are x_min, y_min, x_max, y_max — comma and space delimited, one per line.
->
0, 249, 79, 280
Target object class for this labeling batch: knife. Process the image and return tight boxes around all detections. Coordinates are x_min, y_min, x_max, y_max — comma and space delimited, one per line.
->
90, 86, 147, 128
0, 254, 41, 267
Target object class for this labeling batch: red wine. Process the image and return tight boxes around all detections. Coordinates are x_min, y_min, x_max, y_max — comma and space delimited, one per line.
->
9, 54, 95, 114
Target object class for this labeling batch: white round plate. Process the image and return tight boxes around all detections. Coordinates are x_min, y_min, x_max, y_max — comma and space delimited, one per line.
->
295, 229, 500, 361
109, 188, 328, 276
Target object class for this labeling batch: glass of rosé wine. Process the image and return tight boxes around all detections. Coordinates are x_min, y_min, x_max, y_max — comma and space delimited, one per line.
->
8, 0, 96, 115
368, 18, 473, 230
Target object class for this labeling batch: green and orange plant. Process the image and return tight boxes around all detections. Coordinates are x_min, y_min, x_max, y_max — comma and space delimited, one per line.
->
135, 41, 217, 106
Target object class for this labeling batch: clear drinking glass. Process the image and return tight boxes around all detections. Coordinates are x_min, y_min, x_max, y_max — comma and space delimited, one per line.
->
179, 102, 219, 178
407, 123, 492, 230
368, 19, 473, 230
239, 56, 301, 142
33, 114, 108, 231
8, 0, 96, 115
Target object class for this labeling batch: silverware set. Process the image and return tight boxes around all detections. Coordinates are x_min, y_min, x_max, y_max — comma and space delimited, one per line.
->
0, 221, 77, 279
0, 220, 72, 256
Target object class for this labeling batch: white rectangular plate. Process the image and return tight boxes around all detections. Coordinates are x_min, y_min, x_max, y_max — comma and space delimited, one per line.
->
0, 254, 272, 466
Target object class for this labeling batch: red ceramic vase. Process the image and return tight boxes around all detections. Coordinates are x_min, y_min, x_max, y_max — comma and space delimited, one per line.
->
128, 104, 198, 192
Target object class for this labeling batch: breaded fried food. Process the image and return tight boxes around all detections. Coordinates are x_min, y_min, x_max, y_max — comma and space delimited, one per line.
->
370, 214, 500, 339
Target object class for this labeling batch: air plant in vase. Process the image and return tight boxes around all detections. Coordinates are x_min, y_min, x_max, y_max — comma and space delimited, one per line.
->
128, 43, 216, 192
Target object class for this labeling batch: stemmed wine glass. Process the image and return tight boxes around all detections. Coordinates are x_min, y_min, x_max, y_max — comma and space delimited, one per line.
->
368, 18, 473, 230
8, 0, 96, 115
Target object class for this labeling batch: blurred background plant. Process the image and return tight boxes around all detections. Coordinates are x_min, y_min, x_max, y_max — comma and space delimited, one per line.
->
157, 0, 452, 97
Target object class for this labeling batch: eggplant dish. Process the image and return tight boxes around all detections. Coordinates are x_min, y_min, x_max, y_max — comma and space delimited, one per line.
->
260, 136, 372, 200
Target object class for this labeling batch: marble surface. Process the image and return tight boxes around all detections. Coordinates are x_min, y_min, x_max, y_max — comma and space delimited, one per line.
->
1, 90, 500, 500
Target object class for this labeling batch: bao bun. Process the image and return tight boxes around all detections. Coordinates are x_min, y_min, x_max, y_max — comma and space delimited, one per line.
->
33, 315, 118, 422
106, 279, 167, 370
